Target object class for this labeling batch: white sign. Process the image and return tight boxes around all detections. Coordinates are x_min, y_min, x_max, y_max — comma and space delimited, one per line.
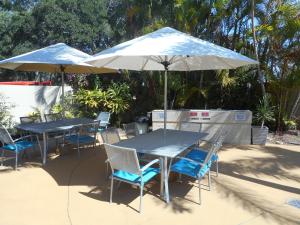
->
235, 112, 246, 121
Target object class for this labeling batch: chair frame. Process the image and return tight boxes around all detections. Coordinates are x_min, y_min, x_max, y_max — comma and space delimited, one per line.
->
64, 121, 99, 157
122, 122, 137, 139
96, 112, 111, 130
170, 138, 223, 204
104, 143, 159, 213
44, 113, 63, 122
19, 115, 42, 124
0, 125, 42, 169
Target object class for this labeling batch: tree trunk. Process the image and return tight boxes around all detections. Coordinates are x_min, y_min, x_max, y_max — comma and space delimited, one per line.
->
290, 92, 300, 119
251, 0, 266, 97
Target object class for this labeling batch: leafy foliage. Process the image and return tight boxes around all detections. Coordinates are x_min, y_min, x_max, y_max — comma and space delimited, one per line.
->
0, 93, 14, 129
255, 94, 275, 128
0, 0, 299, 129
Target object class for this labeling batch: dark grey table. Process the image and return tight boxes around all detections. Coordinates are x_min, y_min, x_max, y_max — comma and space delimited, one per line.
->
16, 118, 95, 164
115, 129, 206, 203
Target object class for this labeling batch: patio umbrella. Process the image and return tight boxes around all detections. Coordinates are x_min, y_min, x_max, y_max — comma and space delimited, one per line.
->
0, 43, 116, 115
85, 27, 259, 130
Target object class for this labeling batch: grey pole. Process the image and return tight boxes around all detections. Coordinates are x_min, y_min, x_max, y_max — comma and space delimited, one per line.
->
60, 66, 65, 118
164, 69, 167, 132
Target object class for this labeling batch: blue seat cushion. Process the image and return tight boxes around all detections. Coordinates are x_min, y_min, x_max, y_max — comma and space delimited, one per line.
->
112, 167, 160, 184
186, 149, 218, 163
171, 158, 210, 178
66, 135, 95, 144
1, 141, 33, 153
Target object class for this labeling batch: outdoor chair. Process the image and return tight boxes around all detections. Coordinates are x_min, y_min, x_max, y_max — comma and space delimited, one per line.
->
96, 112, 111, 131
20, 115, 42, 124
179, 122, 201, 132
100, 128, 121, 176
103, 143, 160, 213
123, 122, 136, 139
64, 121, 99, 157
100, 127, 121, 144
0, 125, 42, 169
44, 113, 63, 122
44, 113, 64, 153
19, 115, 43, 139
185, 126, 229, 177
170, 137, 223, 204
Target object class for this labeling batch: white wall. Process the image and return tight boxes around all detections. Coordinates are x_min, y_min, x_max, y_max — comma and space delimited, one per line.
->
0, 85, 72, 124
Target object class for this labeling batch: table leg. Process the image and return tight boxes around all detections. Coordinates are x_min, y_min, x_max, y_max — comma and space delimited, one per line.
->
160, 157, 164, 197
164, 156, 170, 203
42, 132, 47, 165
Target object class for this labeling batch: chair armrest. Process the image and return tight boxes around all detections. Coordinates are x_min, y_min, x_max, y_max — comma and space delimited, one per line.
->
175, 156, 204, 166
141, 158, 160, 172
13, 135, 38, 142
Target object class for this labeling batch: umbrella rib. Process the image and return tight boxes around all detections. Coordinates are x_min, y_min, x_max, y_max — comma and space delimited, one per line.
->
99, 56, 120, 68
215, 57, 236, 69
141, 58, 149, 70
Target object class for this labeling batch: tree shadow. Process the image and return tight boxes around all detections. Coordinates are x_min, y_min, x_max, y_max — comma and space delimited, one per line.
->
215, 144, 300, 224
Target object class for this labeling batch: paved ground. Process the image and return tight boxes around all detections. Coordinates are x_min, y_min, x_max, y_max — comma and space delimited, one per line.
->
0, 143, 299, 225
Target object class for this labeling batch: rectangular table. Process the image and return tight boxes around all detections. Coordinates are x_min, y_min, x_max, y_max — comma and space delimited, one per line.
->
114, 129, 206, 203
16, 118, 96, 164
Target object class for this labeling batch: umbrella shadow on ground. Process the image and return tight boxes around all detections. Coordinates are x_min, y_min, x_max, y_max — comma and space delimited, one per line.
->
80, 180, 163, 213
215, 144, 300, 225
39, 145, 197, 214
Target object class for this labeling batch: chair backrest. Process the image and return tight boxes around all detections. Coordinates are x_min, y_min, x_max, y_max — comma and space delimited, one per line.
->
100, 128, 120, 144
74, 121, 100, 137
123, 122, 136, 138
104, 143, 141, 174
179, 122, 201, 132
96, 112, 110, 127
20, 115, 41, 124
0, 125, 14, 145
201, 127, 229, 168
44, 113, 62, 122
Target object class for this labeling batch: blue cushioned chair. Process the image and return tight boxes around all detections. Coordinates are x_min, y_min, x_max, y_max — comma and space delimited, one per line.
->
170, 140, 222, 204
64, 121, 99, 157
96, 112, 111, 131
0, 125, 42, 169
104, 143, 160, 213
185, 126, 229, 177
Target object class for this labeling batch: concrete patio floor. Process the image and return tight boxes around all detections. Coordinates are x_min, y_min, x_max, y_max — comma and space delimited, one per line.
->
0, 143, 299, 225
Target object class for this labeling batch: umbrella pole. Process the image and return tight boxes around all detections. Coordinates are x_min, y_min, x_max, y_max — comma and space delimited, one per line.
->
164, 68, 168, 134
60, 66, 65, 118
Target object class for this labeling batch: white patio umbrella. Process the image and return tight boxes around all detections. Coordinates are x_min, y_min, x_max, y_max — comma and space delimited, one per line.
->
0, 43, 116, 115
85, 27, 259, 130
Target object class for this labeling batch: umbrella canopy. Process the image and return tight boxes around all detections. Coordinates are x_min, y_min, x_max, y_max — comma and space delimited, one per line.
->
85, 27, 258, 71
0, 43, 116, 116
85, 27, 259, 130
0, 43, 116, 73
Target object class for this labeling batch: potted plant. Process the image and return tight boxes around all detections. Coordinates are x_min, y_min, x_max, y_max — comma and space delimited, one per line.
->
252, 94, 275, 145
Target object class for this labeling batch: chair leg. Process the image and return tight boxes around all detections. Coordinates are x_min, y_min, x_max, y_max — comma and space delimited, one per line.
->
15, 151, 18, 170
216, 160, 219, 177
110, 177, 114, 203
77, 141, 80, 158
198, 177, 201, 205
139, 183, 144, 213
208, 170, 211, 191
1, 149, 4, 166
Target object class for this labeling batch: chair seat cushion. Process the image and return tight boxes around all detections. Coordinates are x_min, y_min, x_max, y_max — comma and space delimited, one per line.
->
1, 141, 33, 152
65, 135, 95, 144
113, 167, 160, 184
171, 158, 210, 178
186, 149, 218, 163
